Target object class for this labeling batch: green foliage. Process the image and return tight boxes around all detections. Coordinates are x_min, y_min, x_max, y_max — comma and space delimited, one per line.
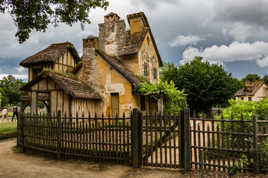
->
161, 58, 242, 113
0, 88, 2, 107
262, 75, 268, 86
137, 80, 187, 114
241, 74, 261, 83
220, 99, 268, 121
0, 75, 25, 106
0, 122, 17, 139
218, 99, 268, 140
219, 99, 268, 171
0, 0, 109, 43
43, 68, 77, 80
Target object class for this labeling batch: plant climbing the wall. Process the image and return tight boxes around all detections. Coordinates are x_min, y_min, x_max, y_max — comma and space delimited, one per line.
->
137, 80, 187, 114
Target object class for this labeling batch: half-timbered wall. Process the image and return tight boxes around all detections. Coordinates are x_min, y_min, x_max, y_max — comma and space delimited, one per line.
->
27, 77, 102, 117
71, 99, 103, 117
54, 51, 76, 73
28, 51, 77, 81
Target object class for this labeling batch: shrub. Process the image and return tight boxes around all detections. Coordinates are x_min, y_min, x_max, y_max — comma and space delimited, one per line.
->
218, 99, 268, 171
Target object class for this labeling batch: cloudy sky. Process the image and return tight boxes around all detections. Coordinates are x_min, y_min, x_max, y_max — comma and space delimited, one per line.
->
0, 0, 268, 80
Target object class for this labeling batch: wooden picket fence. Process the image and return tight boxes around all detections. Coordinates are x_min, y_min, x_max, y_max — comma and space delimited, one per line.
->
17, 109, 268, 173
190, 113, 268, 173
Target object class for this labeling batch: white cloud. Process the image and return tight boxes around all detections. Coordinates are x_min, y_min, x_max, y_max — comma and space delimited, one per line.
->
16, 66, 26, 73
181, 41, 268, 67
0, 74, 28, 80
222, 23, 253, 42
168, 35, 204, 47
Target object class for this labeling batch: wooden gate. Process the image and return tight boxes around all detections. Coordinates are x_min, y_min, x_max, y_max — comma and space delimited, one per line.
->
140, 110, 191, 169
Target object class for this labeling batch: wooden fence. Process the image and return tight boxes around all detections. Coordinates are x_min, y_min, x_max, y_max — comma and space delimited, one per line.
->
17, 109, 268, 173
17, 112, 132, 164
190, 114, 268, 173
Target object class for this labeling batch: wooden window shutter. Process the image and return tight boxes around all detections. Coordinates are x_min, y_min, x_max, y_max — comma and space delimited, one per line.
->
111, 93, 119, 117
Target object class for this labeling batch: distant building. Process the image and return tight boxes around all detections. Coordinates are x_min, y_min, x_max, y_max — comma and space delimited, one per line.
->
20, 12, 163, 117
235, 81, 268, 101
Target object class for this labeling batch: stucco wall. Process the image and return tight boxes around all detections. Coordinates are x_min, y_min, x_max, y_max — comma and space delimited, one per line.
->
138, 32, 160, 83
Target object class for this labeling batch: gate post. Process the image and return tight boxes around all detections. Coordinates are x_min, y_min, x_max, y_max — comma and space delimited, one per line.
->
56, 111, 62, 159
253, 116, 259, 172
19, 111, 25, 152
131, 109, 143, 168
180, 108, 191, 171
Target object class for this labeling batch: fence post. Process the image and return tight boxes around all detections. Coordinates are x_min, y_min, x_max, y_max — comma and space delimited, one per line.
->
132, 109, 143, 168
19, 111, 25, 152
180, 108, 191, 171
253, 116, 259, 172
57, 111, 61, 159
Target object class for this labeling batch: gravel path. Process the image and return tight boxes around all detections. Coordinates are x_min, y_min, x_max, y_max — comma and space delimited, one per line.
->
1, 139, 267, 178
0, 139, 189, 178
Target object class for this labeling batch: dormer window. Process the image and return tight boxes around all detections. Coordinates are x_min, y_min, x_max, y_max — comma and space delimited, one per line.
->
144, 62, 148, 76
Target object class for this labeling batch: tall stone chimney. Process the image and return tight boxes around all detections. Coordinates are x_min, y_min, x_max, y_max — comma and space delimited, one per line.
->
98, 12, 126, 56
80, 35, 98, 85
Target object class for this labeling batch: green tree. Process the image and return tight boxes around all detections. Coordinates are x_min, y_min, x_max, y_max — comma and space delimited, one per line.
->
0, 75, 25, 106
0, 87, 9, 107
0, 88, 2, 107
262, 75, 268, 86
161, 57, 242, 113
241, 74, 261, 83
0, 0, 109, 43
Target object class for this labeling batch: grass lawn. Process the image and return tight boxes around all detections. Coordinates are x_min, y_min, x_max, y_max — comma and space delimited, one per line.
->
0, 122, 17, 139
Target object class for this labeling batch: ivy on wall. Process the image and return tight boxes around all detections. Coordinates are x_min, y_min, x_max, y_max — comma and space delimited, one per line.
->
137, 80, 187, 114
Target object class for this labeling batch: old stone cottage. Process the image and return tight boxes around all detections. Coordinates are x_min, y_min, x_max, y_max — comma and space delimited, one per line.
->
235, 81, 268, 101
20, 12, 163, 117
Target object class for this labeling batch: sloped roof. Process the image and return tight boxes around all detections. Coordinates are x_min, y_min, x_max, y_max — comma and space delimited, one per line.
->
96, 50, 141, 87
124, 12, 163, 66
118, 30, 147, 56
235, 81, 265, 97
118, 29, 163, 66
20, 42, 81, 67
21, 71, 101, 100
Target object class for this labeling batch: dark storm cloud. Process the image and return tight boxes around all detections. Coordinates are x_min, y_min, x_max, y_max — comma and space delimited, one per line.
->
130, 0, 179, 9
1, 0, 268, 79
213, 0, 268, 28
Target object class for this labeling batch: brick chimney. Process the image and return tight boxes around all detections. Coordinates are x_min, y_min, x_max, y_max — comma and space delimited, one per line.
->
80, 35, 98, 85
127, 12, 149, 35
98, 12, 126, 56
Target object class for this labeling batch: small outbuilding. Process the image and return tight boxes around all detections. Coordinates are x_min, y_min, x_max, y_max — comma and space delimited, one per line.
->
235, 81, 268, 101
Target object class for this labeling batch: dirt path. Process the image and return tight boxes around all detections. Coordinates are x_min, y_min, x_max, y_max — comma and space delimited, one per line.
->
0, 139, 190, 178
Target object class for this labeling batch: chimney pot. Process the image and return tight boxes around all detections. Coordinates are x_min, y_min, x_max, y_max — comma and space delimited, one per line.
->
104, 12, 120, 23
